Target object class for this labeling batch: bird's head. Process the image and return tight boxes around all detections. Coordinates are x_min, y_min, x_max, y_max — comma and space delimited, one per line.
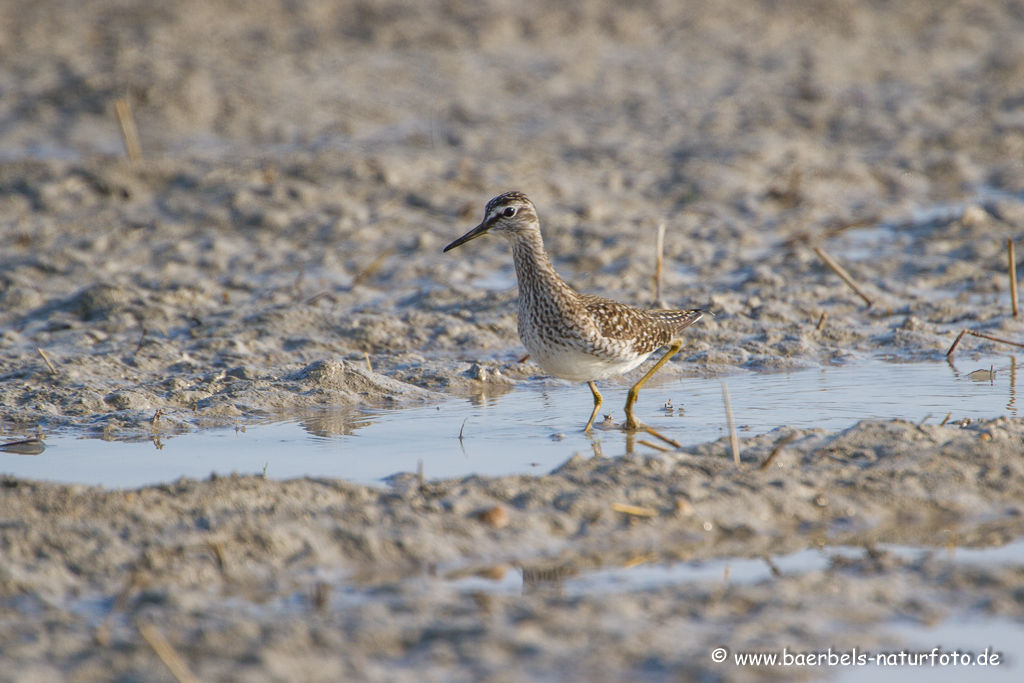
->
443, 191, 538, 252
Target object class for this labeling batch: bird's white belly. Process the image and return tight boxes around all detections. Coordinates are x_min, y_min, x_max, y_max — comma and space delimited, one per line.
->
528, 341, 652, 382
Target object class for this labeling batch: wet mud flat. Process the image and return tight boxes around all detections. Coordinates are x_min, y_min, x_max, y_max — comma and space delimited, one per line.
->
4, 419, 1024, 682
4, 0, 1024, 680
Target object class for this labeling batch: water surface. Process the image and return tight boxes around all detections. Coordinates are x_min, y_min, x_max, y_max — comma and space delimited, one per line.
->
1, 355, 1018, 488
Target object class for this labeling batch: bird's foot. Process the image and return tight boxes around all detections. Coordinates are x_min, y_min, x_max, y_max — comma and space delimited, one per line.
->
622, 416, 681, 448
622, 415, 644, 432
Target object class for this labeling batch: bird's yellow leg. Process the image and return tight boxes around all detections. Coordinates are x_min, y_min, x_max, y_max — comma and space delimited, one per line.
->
623, 339, 684, 432
584, 380, 603, 432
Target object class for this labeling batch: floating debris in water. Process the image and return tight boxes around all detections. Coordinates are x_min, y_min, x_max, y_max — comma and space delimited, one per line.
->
0, 438, 46, 455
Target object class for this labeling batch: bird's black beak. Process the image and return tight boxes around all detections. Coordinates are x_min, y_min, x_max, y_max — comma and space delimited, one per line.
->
443, 220, 490, 252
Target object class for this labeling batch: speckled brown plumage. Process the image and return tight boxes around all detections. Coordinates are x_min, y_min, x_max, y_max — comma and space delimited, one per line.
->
579, 296, 704, 356
444, 191, 706, 430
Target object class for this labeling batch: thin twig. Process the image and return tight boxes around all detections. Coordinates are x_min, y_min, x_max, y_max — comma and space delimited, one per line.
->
652, 222, 667, 309
114, 98, 143, 162
722, 381, 740, 467
291, 265, 307, 301
37, 348, 57, 375
939, 411, 952, 427
611, 502, 658, 517
813, 246, 873, 308
638, 438, 673, 453
304, 291, 337, 306
363, 352, 373, 374
759, 432, 797, 471
351, 249, 394, 286
134, 327, 147, 356
947, 328, 1024, 357
946, 329, 968, 357
643, 426, 680, 448
968, 330, 1024, 348
815, 312, 827, 331
1009, 238, 1019, 318
138, 622, 200, 683
623, 552, 659, 568
208, 541, 227, 573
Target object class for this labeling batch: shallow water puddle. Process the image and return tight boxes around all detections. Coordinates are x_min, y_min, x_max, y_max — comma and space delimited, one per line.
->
442, 539, 1024, 681
325, 539, 1023, 680
0, 355, 1019, 488
447, 537, 1024, 597
47, 535, 1024, 679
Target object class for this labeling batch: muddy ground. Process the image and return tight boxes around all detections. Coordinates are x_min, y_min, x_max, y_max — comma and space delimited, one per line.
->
3, 0, 1024, 681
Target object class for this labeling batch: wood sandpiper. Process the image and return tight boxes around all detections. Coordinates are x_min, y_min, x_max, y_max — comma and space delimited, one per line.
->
444, 191, 705, 433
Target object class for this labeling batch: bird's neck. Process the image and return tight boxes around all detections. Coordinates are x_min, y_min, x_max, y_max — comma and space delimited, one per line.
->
509, 228, 577, 306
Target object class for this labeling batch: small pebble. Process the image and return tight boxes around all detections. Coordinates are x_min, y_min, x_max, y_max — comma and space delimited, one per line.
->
674, 499, 693, 515
477, 506, 509, 528
960, 204, 988, 227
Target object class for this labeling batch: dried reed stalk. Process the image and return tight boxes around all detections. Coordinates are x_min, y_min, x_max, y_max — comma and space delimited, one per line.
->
1009, 238, 1019, 318
114, 98, 143, 162
813, 246, 873, 308
722, 381, 740, 467
643, 426, 680, 448
947, 328, 1024, 357
351, 249, 394, 286
759, 432, 797, 471
652, 222, 667, 309
611, 502, 658, 517
37, 348, 57, 375
638, 438, 673, 452
138, 623, 200, 683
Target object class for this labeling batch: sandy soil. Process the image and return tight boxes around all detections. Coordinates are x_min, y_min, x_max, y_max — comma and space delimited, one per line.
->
3, 0, 1024, 680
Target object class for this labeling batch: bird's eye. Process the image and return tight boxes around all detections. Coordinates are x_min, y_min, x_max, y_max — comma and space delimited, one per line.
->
503, 207, 517, 218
